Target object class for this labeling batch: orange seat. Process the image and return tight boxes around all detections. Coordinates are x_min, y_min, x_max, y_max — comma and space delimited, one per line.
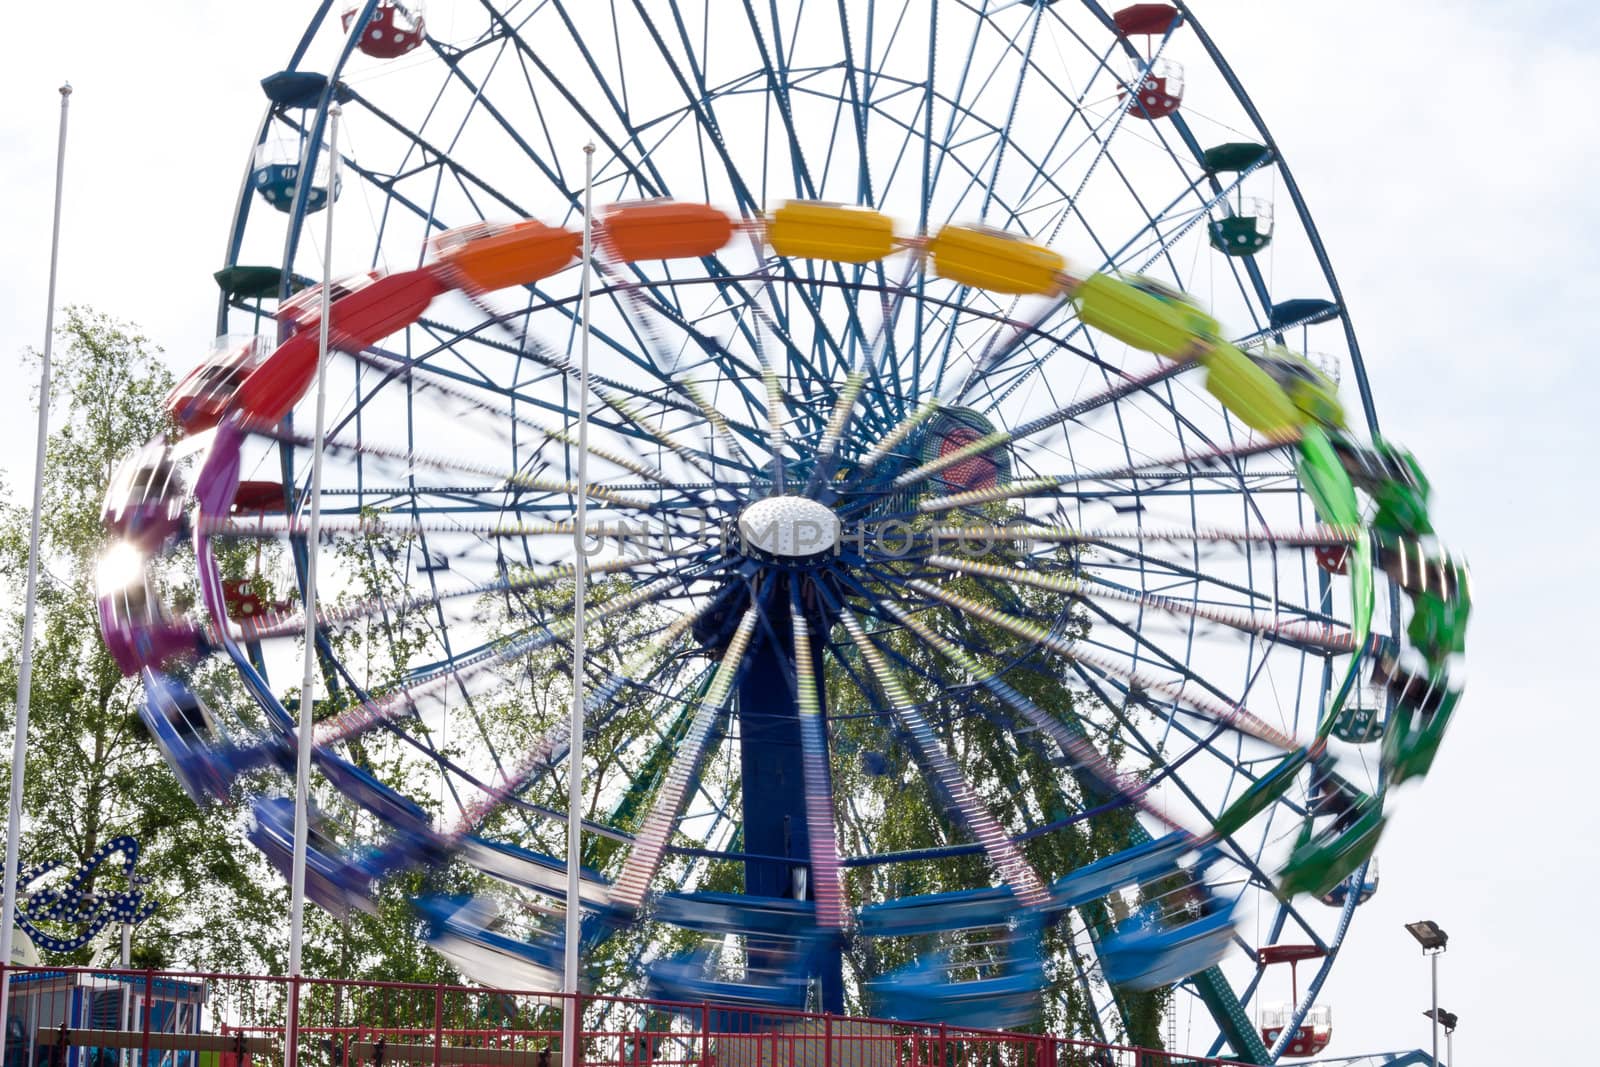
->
601, 201, 734, 261
434, 219, 582, 293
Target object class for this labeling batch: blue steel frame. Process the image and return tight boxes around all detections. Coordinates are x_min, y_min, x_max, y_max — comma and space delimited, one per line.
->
201, 3, 1409, 1063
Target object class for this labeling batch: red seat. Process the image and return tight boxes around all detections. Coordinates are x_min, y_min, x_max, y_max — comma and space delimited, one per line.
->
343, 3, 425, 59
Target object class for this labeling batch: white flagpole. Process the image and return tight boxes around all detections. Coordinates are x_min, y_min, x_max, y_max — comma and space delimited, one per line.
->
1, 81, 72, 1045
285, 103, 340, 1067
562, 140, 596, 1067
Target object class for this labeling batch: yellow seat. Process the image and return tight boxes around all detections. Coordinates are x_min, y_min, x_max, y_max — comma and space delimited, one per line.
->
1073, 272, 1219, 357
1256, 344, 1347, 429
1200, 344, 1300, 436
926, 224, 1066, 295
766, 201, 896, 263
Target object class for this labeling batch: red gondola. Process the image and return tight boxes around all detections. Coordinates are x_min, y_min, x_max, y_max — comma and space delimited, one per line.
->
342, 2, 425, 60
232, 480, 288, 514
1122, 60, 1184, 120
222, 579, 268, 620
1256, 944, 1333, 1058
1113, 3, 1178, 37
1315, 544, 1349, 574
165, 336, 273, 435
278, 271, 379, 336
236, 267, 446, 426
1112, 5, 1185, 121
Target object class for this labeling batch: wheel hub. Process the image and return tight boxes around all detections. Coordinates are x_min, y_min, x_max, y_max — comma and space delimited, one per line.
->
736, 495, 840, 564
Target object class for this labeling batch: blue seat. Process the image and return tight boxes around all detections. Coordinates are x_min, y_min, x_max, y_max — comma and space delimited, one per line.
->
646, 949, 809, 1012
417, 895, 564, 991
1099, 898, 1238, 990
460, 835, 614, 908
139, 671, 232, 806
857, 886, 1017, 937
247, 797, 377, 915
653, 891, 814, 937
317, 751, 435, 836
865, 921, 1046, 1030
1050, 831, 1195, 909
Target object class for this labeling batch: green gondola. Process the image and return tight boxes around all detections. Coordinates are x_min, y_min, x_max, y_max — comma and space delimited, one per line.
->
1331, 701, 1383, 744
1208, 214, 1272, 256
213, 264, 284, 300
1277, 798, 1386, 900
1408, 588, 1471, 663
1211, 747, 1311, 838
1383, 687, 1463, 785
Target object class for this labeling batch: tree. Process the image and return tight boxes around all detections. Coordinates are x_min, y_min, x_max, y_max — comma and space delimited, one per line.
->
0, 308, 282, 970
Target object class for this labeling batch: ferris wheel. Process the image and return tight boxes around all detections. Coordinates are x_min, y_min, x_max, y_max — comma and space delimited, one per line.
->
96, 1, 1470, 1062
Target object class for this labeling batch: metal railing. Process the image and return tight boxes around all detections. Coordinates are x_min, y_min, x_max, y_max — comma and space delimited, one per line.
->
0, 965, 1249, 1067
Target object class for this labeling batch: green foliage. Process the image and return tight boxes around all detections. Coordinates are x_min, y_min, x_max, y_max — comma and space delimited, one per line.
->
0, 307, 282, 971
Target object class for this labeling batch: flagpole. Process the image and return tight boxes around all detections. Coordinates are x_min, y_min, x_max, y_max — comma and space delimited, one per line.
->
285, 102, 340, 1067
562, 140, 596, 1067
1, 81, 72, 1044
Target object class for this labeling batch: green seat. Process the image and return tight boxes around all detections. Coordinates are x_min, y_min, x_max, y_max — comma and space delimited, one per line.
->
1278, 798, 1386, 899
1408, 589, 1471, 663
1073, 271, 1219, 357
1297, 426, 1360, 525
1372, 481, 1434, 538
1208, 215, 1272, 256
1383, 687, 1462, 785
1212, 747, 1310, 837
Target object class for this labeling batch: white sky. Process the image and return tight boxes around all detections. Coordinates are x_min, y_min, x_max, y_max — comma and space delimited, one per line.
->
1, 1, 1596, 1062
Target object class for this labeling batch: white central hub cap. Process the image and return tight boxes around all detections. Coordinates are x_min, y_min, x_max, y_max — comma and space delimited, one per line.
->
738, 496, 840, 560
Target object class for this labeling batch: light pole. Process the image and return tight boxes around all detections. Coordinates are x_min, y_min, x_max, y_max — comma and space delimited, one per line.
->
0, 80, 73, 1059
1405, 921, 1449, 1067
1423, 1009, 1457, 1066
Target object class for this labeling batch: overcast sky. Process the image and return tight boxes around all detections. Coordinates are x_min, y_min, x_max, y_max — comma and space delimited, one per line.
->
1, 2, 1595, 1063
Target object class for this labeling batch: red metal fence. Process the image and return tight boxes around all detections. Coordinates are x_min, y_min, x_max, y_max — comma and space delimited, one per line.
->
0, 965, 1247, 1067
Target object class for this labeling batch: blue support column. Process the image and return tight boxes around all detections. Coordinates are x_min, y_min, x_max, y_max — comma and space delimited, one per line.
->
735, 580, 844, 1012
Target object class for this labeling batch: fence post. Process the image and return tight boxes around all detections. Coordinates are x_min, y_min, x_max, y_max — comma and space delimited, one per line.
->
570, 988, 582, 1067
823, 1013, 831, 1067
699, 1003, 711, 1067
431, 986, 444, 1067
937, 1024, 947, 1067
140, 969, 155, 1067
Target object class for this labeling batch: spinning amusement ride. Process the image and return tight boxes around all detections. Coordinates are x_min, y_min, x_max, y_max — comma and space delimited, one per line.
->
95, 2, 1469, 1063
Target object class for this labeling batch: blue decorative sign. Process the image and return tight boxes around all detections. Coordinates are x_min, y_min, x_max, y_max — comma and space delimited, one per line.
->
13, 835, 158, 953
